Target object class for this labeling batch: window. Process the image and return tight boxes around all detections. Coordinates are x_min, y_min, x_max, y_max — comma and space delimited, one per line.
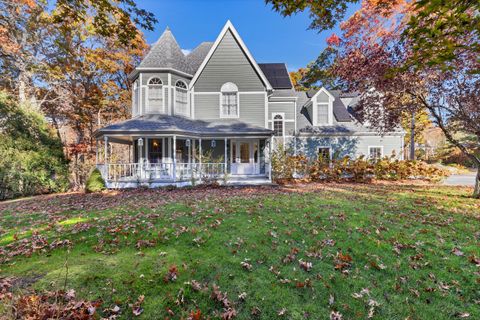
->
132, 80, 139, 116
317, 103, 329, 124
148, 139, 163, 163
273, 114, 284, 136
240, 143, 249, 163
318, 147, 331, 162
369, 146, 383, 161
175, 80, 188, 115
147, 77, 163, 112
220, 82, 239, 117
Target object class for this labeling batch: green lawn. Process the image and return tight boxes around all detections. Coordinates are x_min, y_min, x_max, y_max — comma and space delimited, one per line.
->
0, 183, 479, 319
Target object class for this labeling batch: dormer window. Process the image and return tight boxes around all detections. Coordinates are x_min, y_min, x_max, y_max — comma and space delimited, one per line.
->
147, 77, 164, 113
220, 82, 239, 118
175, 80, 188, 116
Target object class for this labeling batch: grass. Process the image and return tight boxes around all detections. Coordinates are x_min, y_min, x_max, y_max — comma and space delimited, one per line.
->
0, 183, 479, 319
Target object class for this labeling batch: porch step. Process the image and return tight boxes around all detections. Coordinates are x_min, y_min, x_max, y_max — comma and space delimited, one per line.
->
226, 176, 272, 186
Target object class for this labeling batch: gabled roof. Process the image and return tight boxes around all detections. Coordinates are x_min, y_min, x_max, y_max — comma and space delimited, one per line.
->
186, 42, 214, 74
258, 63, 293, 89
137, 27, 191, 74
189, 21, 273, 91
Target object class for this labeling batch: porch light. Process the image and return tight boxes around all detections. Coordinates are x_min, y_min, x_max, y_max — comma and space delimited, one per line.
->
185, 139, 191, 147
138, 138, 143, 147
211, 140, 216, 148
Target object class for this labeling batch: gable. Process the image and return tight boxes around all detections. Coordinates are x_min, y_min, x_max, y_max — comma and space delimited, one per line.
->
193, 30, 265, 92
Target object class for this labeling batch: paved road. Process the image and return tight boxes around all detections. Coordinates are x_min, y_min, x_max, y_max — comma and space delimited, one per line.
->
444, 173, 477, 186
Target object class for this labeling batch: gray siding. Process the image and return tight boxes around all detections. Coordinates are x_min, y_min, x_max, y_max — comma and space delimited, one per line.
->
194, 93, 220, 119
285, 122, 295, 136
194, 30, 265, 92
316, 91, 329, 103
268, 102, 295, 120
239, 93, 265, 127
294, 135, 403, 160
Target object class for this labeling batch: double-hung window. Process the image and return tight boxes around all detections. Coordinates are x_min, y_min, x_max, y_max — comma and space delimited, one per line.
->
147, 77, 163, 113
273, 114, 284, 137
220, 82, 239, 117
369, 146, 383, 161
175, 80, 188, 116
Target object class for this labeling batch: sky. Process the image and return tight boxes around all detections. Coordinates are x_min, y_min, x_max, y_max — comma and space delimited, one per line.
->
138, 0, 358, 71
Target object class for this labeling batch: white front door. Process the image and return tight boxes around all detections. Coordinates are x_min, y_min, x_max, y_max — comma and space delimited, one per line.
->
231, 139, 259, 175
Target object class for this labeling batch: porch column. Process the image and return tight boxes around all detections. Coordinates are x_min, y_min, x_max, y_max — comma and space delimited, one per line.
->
268, 137, 273, 181
95, 139, 98, 165
199, 138, 202, 175
173, 135, 177, 182
224, 138, 227, 175
104, 136, 108, 180
145, 137, 149, 163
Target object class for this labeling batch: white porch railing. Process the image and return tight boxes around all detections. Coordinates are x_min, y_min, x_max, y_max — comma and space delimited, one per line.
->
103, 162, 226, 182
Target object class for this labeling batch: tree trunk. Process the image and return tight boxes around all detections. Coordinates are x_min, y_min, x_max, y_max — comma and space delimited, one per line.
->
410, 110, 415, 160
474, 167, 480, 199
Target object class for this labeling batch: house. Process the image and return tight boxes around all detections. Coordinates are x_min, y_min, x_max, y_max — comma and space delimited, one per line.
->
94, 21, 404, 188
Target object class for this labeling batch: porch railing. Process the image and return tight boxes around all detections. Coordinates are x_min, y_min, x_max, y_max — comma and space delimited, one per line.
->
103, 162, 226, 182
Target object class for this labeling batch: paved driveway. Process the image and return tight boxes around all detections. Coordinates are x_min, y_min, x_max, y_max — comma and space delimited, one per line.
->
443, 173, 477, 186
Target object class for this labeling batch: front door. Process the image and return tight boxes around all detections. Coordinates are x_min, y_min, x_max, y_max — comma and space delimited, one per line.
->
231, 140, 259, 175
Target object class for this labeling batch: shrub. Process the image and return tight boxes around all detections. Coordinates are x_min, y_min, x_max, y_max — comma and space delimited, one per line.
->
0, 91, 69, 200
272, 151, 450, 184
85, 168, 106, 193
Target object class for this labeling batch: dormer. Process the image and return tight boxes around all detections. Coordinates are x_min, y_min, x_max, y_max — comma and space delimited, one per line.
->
305, 87, 335, 126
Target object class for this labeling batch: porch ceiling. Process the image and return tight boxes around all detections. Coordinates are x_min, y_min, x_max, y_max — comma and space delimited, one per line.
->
94, 114, 273, 139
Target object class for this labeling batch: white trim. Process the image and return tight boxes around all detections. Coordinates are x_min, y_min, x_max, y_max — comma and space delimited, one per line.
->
264, 91, 268, 129
173, 79, 189, 117
268, 118, 294, 122
368, 146, 384, 159
272, 112, 285, 141
188, 20, 273, 91
310, 87, 335, 126
191, 87, 195, 119
130, 68, 193, 79
268, 101, 296, 104
139, 74, 143, 115
238, 91, 266, 95
194, 92, 222, 95
146, 76, 166, 114
219, 84, 240, 119
168, 73, 172, 115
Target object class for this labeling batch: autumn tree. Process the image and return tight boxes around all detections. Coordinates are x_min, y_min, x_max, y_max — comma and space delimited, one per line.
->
269, 0, 480, 197
330, 1, 480, 197
1, 0, 153, 190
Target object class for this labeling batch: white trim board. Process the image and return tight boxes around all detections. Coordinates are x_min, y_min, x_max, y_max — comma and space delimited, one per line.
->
188, 20, 273, 91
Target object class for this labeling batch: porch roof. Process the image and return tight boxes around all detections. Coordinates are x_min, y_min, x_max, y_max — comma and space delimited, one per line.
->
94, 114, 273, 139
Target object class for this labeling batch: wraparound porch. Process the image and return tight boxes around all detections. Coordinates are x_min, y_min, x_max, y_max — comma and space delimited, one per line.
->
95, 134, 273, 188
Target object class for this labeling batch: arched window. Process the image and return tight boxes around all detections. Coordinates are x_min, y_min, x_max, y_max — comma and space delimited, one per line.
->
132, 80, 139, 116
147, 77, 163, 112
175, 80, 188, 115
220, 82, 239, 117
273, 114, 284, 137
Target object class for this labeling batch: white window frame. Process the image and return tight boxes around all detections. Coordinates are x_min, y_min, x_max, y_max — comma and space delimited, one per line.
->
318, 146, 333, 161
368, 146, 384, 160
146, 76, 165, 114
174, 80, 189, 116
311, 87, 334, 126
272, 112, 285, 137
316, 102, 331, 125
220, 82, 240, 118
